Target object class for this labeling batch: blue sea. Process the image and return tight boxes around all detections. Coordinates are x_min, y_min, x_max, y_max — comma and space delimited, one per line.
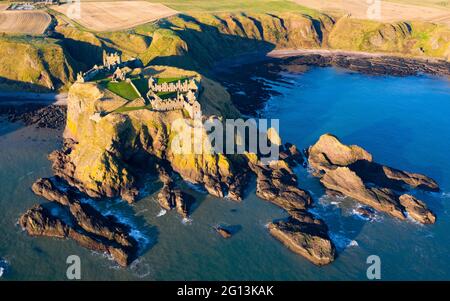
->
0, 66, 449, 280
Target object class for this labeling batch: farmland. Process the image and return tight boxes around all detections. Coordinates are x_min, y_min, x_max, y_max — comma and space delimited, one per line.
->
0, 11, 51, 35
52, 1, 178, 32
293, 0, 450, 26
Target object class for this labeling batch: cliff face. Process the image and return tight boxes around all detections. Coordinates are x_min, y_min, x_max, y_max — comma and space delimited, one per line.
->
0, 37, 75, 92
58, 66, 243, 202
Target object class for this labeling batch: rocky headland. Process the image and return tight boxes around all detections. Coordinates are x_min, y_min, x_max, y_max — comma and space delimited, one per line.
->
18, 65, 338, 266
17, 63, 441, 268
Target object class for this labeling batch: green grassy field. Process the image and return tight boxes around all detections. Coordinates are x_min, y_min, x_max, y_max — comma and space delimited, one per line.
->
99, 79, 140, 101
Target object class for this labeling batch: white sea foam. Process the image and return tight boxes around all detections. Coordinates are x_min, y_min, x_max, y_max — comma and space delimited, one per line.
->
440, 191, 450, 199
129, 258, 152, 279
330, 232, 358, 250
351, 209, 371, 221
81, 198, 151, 250
182, 217, 193, 225
157, 209, 167, 217
0, 259, 7, 278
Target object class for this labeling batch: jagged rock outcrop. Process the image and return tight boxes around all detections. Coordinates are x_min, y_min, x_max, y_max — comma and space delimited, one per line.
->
307, 133, 372, 175
22, 177, 139, 266
399, 194, 436, 224
321, 167, 406, 220
247, 152, 335, 265
156, 164, 190, 218
354, 206, 376, 220
279, 143, 304, 167
268, 210, 336, 266
308, 134, 438, 224
249, 159, 312, 211
53, 68, 242, 205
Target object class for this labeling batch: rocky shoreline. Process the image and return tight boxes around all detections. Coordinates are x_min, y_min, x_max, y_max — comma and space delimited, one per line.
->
213, 51, 450, 115
0, 104, 66, 129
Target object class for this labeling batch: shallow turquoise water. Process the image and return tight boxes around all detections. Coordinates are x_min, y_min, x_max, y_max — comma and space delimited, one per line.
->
0, 67, 449, 280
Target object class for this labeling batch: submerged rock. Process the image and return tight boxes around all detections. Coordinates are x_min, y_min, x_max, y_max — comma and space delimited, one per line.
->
308, 134, 438, 224
268, 210, 336, 266
215, 226, 233, 239
354, 206, 376, 220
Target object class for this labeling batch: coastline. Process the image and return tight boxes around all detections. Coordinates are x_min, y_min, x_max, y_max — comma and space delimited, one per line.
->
212, 48, 450, 77
267, 49, 448, 62
0, 91, 67, 106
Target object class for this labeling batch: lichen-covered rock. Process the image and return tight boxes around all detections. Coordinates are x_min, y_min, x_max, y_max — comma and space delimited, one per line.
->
53, 67, 243, 204
268, 210, 335, 266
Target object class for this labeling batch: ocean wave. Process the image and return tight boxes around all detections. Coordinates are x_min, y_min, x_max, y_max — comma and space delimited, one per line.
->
135, 208, 149, 216
329, 232, 359, 251
440, 191, 450, 199
129, 258, 152, 279
185, 181, 207, 193
182, 217, 193, 225
81, 198, 152, 250
318, 194, 347, 206
0, 258, 8, 278
156, 209, 167, 217
350, 205, 383, 222
351, 209, 371, 221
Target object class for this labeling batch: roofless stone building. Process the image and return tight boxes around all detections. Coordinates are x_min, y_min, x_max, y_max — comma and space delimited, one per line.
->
147, 77, 202, 119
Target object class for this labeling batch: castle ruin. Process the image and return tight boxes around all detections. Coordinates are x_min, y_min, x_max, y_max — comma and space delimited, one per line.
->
103, 50, 121, 70
147, 77, 202, 119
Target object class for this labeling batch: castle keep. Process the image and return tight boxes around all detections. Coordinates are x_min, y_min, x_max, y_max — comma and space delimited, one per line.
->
147, 77, 202, 119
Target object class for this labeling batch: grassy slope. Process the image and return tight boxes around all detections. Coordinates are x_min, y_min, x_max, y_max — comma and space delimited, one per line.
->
0, 0, 449, 91
0, 35, 75, 92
